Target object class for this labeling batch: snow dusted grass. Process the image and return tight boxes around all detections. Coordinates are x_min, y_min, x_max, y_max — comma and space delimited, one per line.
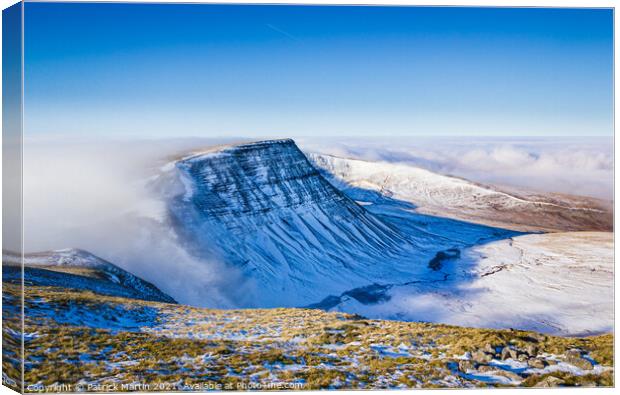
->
4, 283, 613, 390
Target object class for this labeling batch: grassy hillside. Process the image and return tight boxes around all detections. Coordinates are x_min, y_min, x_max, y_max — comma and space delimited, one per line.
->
2, 282, 613, 391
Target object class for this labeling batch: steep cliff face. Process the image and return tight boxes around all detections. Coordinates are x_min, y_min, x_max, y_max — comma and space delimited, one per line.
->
170, 140, 431, 307
177, 140, 392, 234
168, 139, 520, 308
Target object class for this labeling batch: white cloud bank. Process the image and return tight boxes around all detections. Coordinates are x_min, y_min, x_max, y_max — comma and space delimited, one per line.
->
21, 137, 254, 308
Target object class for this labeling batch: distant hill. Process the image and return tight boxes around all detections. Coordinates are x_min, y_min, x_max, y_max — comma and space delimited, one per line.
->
3, 248, 176, 304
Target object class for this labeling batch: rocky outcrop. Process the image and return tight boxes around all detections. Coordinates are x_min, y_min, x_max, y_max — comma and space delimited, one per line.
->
564, 349, 594, 370
454, 343, 605, 386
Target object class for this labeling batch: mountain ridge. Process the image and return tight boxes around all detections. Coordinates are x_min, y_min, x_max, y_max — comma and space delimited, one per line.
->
3, 248, 176, 304
307, 152, 612, 232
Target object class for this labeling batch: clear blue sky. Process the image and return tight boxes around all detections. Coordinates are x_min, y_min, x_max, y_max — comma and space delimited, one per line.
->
24, 3, 613, 138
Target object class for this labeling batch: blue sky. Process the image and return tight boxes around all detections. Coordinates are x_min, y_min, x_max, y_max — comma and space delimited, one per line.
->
24, 3, 613, 138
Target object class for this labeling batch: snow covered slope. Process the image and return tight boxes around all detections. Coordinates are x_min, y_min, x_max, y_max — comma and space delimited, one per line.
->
2, 249, 176, 303
168, 139, 516, 307
318, 232, 613, 336
307, 153, 612, 232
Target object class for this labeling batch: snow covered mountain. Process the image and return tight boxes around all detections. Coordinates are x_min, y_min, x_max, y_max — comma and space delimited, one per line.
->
2, 248, 176, 303
168, 139, 516, 307
307, 153, 612, 232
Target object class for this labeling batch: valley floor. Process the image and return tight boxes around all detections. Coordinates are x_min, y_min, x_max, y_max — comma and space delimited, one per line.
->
324, 232, 614, 336
2, 283, 613, 391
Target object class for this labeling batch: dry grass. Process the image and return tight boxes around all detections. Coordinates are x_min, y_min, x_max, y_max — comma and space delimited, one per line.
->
2, 282, 613, 391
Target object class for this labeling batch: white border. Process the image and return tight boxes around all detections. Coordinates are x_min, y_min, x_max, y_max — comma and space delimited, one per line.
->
0, 1, 617, 394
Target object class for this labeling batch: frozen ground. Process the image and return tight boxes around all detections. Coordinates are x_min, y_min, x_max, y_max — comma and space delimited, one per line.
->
3, 282, 613, 390
319, 232, 613, 336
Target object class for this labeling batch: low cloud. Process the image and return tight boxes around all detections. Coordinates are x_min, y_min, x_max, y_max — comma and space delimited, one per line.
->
21, 137, 252, 308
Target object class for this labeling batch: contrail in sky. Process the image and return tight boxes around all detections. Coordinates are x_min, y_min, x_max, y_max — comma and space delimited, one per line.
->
266, 24, 300, 42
